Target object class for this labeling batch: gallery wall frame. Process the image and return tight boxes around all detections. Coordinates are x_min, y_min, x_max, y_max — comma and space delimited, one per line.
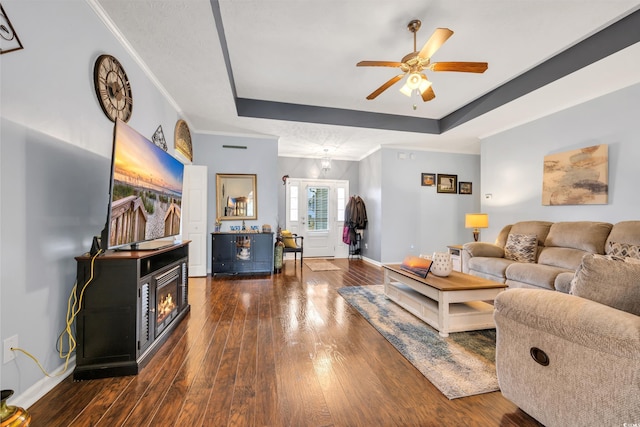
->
459, 182, 472, 194
421, 173, 435, 186
437, 174, 458, 194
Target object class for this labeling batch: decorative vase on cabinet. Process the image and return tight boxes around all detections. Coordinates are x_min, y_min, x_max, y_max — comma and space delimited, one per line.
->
431, 252, 453, 277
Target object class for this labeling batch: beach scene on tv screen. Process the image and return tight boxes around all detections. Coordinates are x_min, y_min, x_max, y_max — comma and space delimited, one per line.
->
109, 121, 184, 248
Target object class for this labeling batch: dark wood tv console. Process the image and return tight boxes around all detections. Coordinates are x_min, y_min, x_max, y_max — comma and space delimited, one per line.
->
73, 241, 190, 380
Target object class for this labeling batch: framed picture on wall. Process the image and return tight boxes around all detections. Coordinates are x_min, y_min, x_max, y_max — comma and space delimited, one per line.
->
437, 174, 458, 193
421, 173, 435, 186
459, 182, 472, 194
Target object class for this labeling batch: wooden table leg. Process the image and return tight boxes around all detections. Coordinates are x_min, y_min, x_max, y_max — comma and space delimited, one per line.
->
438, 290, 450, 337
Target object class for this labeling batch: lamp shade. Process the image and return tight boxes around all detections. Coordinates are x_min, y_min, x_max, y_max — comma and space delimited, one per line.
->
406, 73, 422, 90
465, 213, 489, 229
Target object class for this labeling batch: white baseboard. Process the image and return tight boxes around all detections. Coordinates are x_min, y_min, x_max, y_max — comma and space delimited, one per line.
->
361, 256, 381, 267
11, 357, 75, 409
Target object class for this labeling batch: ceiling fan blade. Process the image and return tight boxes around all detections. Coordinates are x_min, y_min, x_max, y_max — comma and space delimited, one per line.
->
418, 28, 454, 59
366, 74, 405, 100
430, 62, 488, 73
421, 86, 435, 102
357, 60, 404, 68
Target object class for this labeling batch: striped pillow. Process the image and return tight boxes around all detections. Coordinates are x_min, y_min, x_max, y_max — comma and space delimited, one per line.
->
504, 233, 538, 263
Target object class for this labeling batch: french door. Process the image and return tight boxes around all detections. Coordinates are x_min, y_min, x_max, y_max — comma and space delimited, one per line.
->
286, 179, 349, 258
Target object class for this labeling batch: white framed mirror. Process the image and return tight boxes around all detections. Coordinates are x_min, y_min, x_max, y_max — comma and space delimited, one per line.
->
216, 173, 257, 221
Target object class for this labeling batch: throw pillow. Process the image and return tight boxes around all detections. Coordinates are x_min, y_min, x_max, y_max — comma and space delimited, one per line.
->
570, 253, 640, 316
608, 241, 640, 260
504, 233, 538, 263
280, 230, 298, 248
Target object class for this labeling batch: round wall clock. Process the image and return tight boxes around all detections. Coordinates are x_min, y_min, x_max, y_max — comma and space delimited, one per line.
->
174, 119, 193, 161
93, 54, 133, 122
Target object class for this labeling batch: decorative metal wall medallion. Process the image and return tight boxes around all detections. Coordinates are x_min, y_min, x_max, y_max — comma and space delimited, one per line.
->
0, 3, 24, 54
174, 119, 193, 161
152, 125, 167, 151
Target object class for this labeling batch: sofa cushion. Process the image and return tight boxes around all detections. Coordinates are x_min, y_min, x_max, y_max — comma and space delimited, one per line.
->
504, 233, 538, 263
462, 242, 504, 258
494, 224, 512, 248
544, 221, 612, 254
554, 272, 575, 293
606, 220, 640, 250
608, 241, 640, 260
506, 221, 553, 247
537, 247, 589, 270
505, 263, 573, 290
570, 253, 640, 315
467, 256, 517, 282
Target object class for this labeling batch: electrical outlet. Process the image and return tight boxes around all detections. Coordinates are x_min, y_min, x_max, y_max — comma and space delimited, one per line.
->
364, 243, 368, 249
3, 335, 18, 364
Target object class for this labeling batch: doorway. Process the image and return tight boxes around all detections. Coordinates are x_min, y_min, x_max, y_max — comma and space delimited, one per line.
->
285, 178, 349, 258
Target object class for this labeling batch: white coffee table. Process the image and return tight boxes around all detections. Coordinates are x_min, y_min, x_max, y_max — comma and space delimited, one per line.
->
383, 264, 507, 337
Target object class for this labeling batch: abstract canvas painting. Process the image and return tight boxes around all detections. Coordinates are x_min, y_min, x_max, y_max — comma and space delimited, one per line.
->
542, 144, 608, 205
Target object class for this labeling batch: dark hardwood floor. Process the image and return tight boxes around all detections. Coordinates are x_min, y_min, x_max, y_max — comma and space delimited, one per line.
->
29, 259, 542, 426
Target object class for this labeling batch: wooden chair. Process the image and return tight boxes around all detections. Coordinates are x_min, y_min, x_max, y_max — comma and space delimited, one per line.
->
282, 233, 304, 267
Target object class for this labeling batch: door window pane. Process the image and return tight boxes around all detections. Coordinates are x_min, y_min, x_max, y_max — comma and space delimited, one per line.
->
337, 187, 346, 222
307, 186, 329, 231
289, 185, 298, 222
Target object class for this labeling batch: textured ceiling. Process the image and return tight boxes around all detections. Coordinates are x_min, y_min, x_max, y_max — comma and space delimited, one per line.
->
92, 0, 640, 161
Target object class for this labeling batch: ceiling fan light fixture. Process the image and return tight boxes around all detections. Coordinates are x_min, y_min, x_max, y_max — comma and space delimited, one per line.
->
399, 83, 412, 97
418, 76, 432, 93
406, 72, 423, 90
321, 148, 331, 172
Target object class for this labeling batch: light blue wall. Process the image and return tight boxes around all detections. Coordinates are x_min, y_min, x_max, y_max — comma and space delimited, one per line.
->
480, 83, 640, 243
1, 1, 183, 402
358, 147, 482, 264
359, 150, 382, 261
192, 134, 279, 273
380, 148, 481, 263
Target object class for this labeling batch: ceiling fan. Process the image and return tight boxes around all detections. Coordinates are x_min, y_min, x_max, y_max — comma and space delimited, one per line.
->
357, 19, 488, 104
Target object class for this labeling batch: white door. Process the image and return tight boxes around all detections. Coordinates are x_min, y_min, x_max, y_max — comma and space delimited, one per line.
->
182, 165, 207, 276
286, 179, 349, 258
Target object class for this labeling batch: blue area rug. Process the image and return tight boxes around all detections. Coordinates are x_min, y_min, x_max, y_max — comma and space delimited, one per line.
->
337, 285, 498, 399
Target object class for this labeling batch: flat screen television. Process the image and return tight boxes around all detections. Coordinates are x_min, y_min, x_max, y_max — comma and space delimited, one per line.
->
100, 119, 185, 251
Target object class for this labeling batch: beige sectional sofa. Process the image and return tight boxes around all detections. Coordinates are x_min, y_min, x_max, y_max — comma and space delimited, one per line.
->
464, 220, 640, 426
461, 220, 638, 292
